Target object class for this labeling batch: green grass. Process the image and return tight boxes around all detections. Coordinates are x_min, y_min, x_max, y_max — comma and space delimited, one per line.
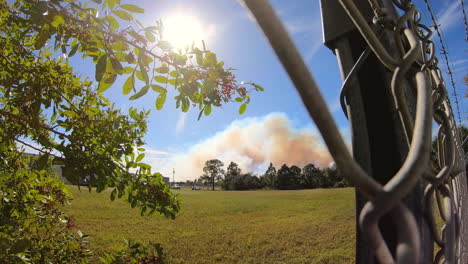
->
63, 186, 356, 264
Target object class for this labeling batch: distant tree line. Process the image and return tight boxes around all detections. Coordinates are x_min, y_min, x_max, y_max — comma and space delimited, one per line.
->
197, 159, 349, 191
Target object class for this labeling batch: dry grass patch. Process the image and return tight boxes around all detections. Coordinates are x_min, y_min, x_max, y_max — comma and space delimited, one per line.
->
64, 187, 356, 264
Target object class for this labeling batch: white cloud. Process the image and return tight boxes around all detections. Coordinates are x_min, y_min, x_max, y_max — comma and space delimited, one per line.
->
303, 40, 323, 63
437, 1, 462, 33
451, 59, 468, 66
283, 11, 323, 62
175, 112, 186, 135
145, 149, 170, 156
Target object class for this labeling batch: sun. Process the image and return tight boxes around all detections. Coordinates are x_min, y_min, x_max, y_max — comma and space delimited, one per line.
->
162, 13, 205, 50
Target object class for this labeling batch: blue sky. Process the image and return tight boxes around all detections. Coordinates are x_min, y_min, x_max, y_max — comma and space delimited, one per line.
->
68, 0, 467, 180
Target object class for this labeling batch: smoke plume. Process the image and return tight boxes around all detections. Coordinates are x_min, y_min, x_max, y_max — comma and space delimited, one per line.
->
148, 113, 333, 181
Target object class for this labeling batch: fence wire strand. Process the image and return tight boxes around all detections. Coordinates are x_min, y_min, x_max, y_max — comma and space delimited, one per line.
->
241, 0, 467, 263
461, 0, 468, 41
422, 0, 463, 127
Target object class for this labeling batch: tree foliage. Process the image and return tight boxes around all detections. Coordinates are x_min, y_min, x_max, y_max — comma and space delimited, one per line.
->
1, 0, 262, 262
201, 159, 225, 191
222, 161, 241, 190
277, 164, 301, 190
260, 162, 277, 188
301, 163, 321, 189
218, 161, 347, 191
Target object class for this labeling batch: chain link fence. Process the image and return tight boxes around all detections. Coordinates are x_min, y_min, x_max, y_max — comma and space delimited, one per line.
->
241, 0, 467, 263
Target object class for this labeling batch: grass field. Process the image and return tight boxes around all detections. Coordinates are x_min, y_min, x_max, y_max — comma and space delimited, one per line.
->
63, 186, 356, 264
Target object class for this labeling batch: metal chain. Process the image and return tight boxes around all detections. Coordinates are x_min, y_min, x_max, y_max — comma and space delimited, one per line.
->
341, 0, 468, 262
241, 0, 467, 263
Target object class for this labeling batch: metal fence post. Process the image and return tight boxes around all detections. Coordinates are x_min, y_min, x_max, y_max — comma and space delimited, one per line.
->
320, 0, 433, 263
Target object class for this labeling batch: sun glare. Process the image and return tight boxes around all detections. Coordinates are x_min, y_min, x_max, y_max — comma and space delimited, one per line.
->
163, 14, 205, 50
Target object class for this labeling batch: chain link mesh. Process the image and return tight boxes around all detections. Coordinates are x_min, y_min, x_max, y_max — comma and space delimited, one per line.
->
242, 0, 467, 263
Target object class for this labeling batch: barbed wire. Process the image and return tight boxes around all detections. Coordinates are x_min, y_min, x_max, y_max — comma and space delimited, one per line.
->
461, 0, 468, 41
422, 0, 463, 126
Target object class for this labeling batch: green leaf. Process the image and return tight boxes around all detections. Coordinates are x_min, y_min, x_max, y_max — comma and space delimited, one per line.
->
196, 53, 203, 65
68, 41, 79, 57
111, 41, 129, 51
128, 31, 147, 44
239, 103, 247, 115
106, 0, 120, 9
61, 45, 67, 58
120, 4, 144, 13
139, 65, 149, 84
129, 85, 149, 100
169, 71, 180, 78
204, 51, 217, 67
131, 199, 137, 208
235, 97, 243, 102
197, 108, 204, 120
151, 84, 166, 94
51, 15, 65, 28
168, 78, 179, 86
122, 67, 134, 74
155, 93, 166, 110
107, 15, 119, 30
110, 57, 123, 73
135, 70, 144, 81
10, 239, 31, 254
98, 73, 117, 92
34, 26, 50, 50
110, 189, 116, 201
145, 30, 155, 42
123, 73, 135, 95
254, 84, 265, 91
155, 75, 168, 84
95, 54, 107, 82
136, 153, 145, 162
155, 64, 169, 74
140, 206, 147, 216
51, 107, 57, 122
181, 97, 189, 112
113, 10, 133, 21
204, 104, 212, 116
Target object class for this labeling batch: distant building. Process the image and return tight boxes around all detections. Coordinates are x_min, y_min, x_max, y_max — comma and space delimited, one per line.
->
163, 177, 170, 184
22, 153, 71, 185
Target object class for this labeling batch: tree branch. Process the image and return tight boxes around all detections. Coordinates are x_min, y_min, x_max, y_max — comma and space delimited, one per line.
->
15, 138, 64, 161
0, 109, 72, 140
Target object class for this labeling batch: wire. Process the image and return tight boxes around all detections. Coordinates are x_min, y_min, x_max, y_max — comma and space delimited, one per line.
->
423, 0, 463, 126
461, 0, 468, 41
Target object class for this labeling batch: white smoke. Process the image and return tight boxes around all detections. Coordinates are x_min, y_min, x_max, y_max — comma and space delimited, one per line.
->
147, 113, 333, 181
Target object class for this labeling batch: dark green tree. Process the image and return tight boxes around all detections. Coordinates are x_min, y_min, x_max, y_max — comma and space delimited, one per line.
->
325, 164, 347, 188
301, 163, 323, 189
260, 162, 277, 189
277, 164, 301, 190
223, 161, 241, 190
289, 165, 302, 189
234, 173, 261, 190
201, 159, 225, 191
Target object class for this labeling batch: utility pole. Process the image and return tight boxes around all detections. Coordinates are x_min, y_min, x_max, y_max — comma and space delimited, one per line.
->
320, 0, 432, 263
172, 168, 175, 184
